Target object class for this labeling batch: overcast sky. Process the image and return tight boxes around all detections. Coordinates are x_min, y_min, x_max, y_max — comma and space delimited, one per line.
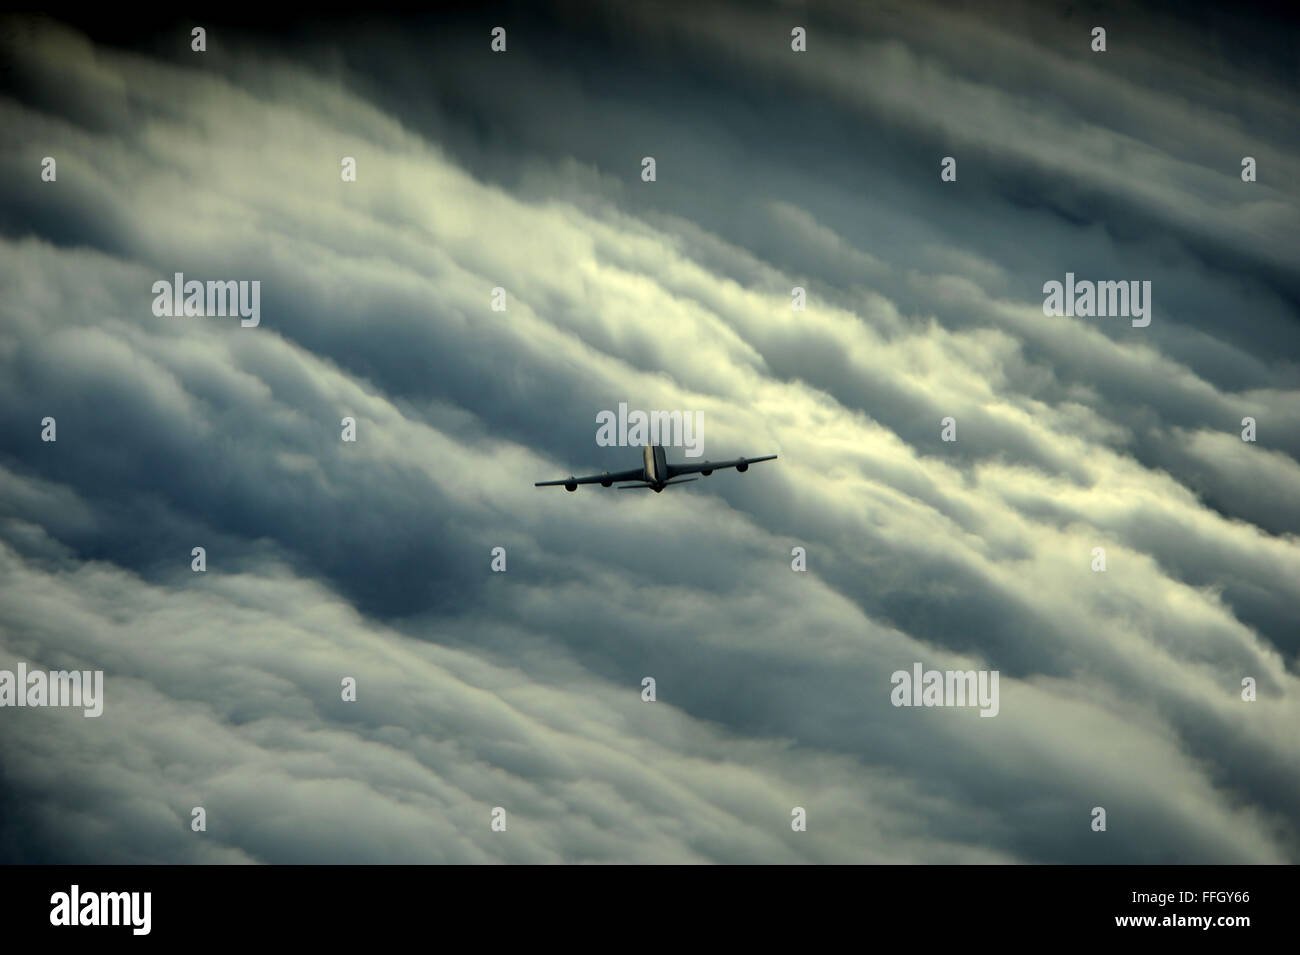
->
0, 1, 1297, 863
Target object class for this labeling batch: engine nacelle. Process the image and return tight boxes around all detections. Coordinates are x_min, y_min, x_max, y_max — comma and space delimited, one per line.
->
701, 462, 713, 476
600, 472, 613, 487
564, 478, 577, 492
736, 461, 748, 472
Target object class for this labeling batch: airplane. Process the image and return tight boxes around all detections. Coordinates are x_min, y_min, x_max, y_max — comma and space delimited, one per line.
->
535, 444, 777, 493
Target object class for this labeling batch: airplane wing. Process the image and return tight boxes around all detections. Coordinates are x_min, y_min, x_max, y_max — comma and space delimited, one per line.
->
667, 454, 777, 478
535, 467, 645, 488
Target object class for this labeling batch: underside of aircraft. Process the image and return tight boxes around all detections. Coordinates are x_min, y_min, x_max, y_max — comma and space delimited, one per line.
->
536, 444, 777, 493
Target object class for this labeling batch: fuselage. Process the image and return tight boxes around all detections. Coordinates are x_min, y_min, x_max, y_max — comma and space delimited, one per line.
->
643, 444, 669, 491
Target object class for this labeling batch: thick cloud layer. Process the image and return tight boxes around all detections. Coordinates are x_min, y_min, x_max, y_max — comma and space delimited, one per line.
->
0, 3, 1296, 863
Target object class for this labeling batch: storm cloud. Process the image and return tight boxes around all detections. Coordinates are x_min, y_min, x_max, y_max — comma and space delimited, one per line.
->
0, 2, 1296, 863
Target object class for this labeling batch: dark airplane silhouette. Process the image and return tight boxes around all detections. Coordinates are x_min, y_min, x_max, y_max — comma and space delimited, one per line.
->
536, 444, 777, 493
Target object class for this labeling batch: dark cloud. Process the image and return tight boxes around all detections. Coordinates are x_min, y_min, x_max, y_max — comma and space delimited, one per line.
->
0, 2, 1296, 864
